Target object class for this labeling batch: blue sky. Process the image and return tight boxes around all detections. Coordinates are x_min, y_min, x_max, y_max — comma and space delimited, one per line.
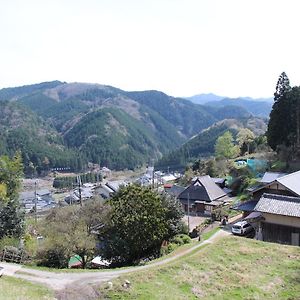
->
1, 0, 300, 98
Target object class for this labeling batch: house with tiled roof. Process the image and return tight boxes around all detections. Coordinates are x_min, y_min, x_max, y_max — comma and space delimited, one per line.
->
234, 170, 300, 246
254, 193, 300, 246
178, 176, 230, 216
249, 170, 300, 201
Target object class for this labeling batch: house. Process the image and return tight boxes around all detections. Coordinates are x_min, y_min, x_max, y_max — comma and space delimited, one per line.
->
233, 170, 300, 246
212, 177, 226, 188
249, 170, 300, 201
232, 199, 259, 218
19, 189, 56, 213
254, 193, 300, 246
94, 180, 127, 200
165, 184, 185, 198
259, 171, 287, 184
178, 176, 229, 216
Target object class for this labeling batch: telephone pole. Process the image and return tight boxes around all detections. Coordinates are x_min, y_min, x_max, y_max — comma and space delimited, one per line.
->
34, 181, 37, 224
77, 175, 82, 207
187, 192, 190, 233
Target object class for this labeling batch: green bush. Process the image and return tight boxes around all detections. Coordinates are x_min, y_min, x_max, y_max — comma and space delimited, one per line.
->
177, 221, 189, 235
36, 247, 69, 268
170, 234, 191, 246
0, 236, 19, 251
160, 243, 177, 256
170, 236, 184, 246
180, 234, 191, 244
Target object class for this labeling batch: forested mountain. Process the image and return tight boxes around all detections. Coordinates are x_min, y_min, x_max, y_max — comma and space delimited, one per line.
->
0, 81, 63, 101
0, 101, 82, 175
157, 117, 267, 170
0, 81, 268, 173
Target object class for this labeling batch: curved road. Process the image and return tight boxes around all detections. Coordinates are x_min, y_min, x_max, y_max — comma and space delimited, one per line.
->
0, 229, 230, 291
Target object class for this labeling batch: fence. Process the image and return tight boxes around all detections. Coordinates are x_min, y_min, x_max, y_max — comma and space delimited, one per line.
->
0, 246, 27, 264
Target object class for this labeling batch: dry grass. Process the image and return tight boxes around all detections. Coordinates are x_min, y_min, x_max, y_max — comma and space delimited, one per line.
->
100, 236, 300, 300
0, 276, 54, 300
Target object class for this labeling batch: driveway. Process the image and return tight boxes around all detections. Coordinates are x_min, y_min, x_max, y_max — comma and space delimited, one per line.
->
182, 215, 207, 231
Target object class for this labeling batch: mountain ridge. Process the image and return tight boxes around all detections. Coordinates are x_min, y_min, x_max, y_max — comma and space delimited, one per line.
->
0, 81, 268, 172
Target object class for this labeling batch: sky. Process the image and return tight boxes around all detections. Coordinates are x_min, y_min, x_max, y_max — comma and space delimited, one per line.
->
1, 0, 300, 98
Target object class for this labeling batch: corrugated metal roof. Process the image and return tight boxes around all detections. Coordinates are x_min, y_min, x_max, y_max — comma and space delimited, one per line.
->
254, 193, 300, 218
276, 170, 300, 196
260, 172, 287, 184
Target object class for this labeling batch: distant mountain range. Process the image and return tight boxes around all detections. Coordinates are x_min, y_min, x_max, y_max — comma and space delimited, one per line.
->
186, 93, 273, 117
0, 81, 270, 172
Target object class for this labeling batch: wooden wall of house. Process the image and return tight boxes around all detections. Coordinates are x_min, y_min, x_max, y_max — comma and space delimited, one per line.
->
262, 222, 300, 246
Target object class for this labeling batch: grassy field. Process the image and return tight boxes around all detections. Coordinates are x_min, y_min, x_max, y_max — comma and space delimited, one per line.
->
0, 276, 54, 300
101, 236, 300, 300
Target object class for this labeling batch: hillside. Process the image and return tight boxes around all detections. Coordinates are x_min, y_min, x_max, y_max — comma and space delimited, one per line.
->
157, 117, 267, 170
0, 101, 81, 175
0, 81, 269, 172
102, 236, 300, 299
64, 108, 175, 170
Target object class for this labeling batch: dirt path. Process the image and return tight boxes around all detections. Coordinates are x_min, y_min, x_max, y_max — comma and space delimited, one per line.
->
0, 229, 230, 292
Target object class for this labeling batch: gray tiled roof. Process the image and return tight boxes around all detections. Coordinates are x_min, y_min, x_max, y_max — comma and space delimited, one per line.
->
178, 175, 226, 202
254, 193, 300, 218
232, 200, 259, 211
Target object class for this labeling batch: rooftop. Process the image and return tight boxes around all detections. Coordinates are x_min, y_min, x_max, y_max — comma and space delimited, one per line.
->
260, 172, 287, 184
276, 170, 300, 196
178, 176, 226, 202
254, 193, 300, 218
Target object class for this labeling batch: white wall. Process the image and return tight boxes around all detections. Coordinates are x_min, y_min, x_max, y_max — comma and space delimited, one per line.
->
262, 213, 300, 228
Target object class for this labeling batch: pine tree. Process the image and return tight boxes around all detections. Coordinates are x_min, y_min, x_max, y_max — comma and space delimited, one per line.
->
267, 72, 292, 150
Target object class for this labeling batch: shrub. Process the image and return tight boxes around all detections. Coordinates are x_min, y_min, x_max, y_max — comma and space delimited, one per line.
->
0, 236, 19, 251
36, 247, 69, 268
170, 236, 184, 246
180, 234, 191, 244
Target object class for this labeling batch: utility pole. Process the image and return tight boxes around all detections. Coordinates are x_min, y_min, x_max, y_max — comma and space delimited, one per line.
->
151, 159, 155, 189
34, 181, 37, 224
77, 175, 82, 207
187, 192, 190, 233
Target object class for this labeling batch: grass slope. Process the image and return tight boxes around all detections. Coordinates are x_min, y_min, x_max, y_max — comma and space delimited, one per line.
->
102, 236, 300, 300
0, 276, 54, 300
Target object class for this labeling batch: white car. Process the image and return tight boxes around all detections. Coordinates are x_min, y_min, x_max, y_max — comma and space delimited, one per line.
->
231, 221, 253, 236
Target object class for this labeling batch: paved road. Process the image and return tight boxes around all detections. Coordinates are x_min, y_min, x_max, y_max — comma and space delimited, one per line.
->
0, 229, 230, 291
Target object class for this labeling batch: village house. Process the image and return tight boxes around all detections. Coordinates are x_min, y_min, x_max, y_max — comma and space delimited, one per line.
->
254, 193, 300, 246
233, 170, 300, 246
177, 175, 230, 216
19, 189, 56, 213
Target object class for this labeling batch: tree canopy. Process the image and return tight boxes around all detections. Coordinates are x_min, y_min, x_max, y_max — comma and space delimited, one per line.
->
37, 200, 110, 268
100, 185, 183, 266
215, 131, 239, 159
0, 153, 24, 239
267, 72, 300, 155
237, 128, 255, 154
